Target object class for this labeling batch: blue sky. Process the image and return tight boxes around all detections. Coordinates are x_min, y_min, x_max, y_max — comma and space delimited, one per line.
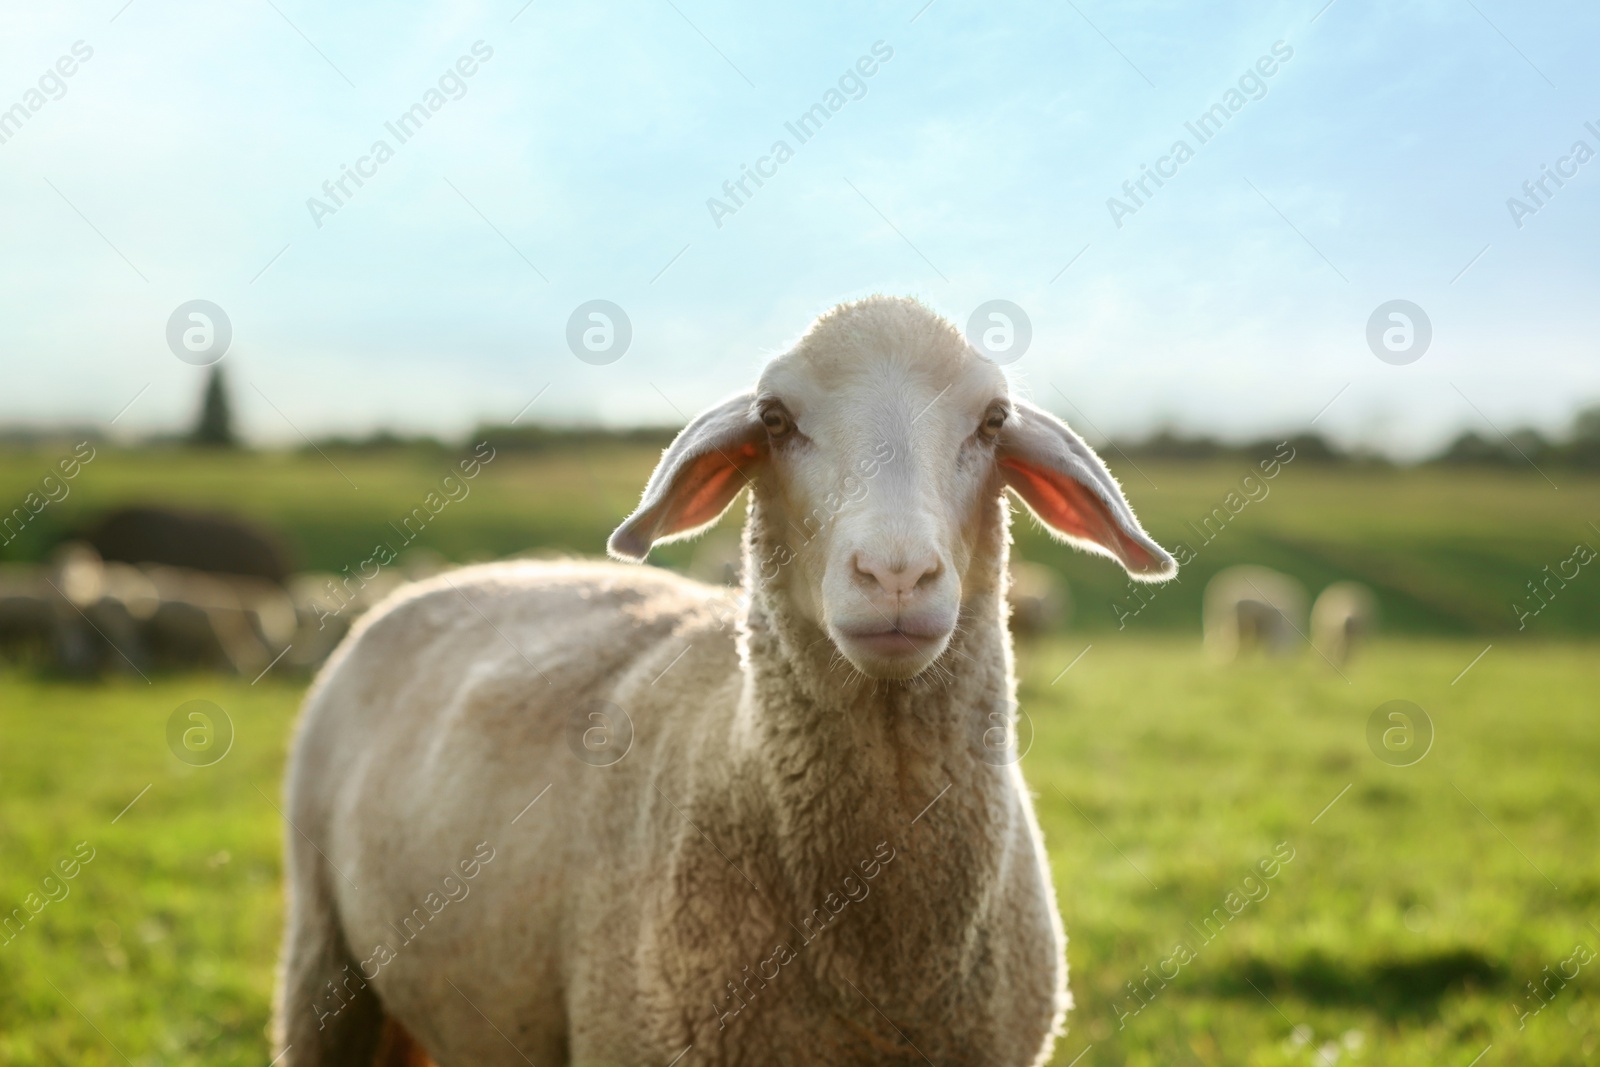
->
2, 0, 1597, 456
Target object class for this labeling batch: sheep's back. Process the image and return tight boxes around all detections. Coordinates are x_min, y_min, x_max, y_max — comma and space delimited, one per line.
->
284, 559, 744, 1051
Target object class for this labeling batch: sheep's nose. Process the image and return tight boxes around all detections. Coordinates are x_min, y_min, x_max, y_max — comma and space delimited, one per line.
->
852, 551, 941, 598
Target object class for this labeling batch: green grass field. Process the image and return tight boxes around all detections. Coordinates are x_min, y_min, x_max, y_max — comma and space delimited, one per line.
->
0, 446, 1596, 1064
1, 639, 1595, 1065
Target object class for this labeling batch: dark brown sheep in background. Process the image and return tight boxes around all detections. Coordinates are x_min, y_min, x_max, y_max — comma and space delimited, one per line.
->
82, 505, 294, 586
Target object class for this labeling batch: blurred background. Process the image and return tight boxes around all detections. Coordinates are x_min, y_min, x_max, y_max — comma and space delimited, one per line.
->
1, 0, 1597, 1064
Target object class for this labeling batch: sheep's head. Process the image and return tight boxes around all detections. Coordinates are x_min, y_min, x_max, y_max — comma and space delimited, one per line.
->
610, 296, 1175, 680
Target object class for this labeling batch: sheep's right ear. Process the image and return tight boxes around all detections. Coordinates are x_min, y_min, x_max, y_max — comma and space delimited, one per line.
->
608, 392, 765, 562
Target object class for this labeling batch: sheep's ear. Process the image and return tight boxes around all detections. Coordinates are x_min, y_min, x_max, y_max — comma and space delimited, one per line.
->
998, 399, 1176, 581
608, 392, 765, 562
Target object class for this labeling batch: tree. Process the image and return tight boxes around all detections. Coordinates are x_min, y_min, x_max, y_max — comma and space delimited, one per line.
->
1436, 431, 1508, 465
191, 365, 237, 447
1570, 403, 1600, 468
1573, 403, 1600, 443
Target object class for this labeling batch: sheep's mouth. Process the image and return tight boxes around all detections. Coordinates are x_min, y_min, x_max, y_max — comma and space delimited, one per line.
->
831, 621, 954, 674
842, 628, 943, 654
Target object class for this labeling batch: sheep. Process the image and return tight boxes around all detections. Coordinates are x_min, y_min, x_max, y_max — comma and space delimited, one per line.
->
1202, 565, 1308, 662
142, 565, 273, 674
687, 526, 745, 586
1007, 560, 1070, 636
0, 548, 155, 676
1310, 581, 1377, 667
83, 503, 294, 584
274, 296, 1176, 1067
0, 546, 300, 676
54, 544, 155, 676
0, 564, 65, 669
287, 569, 411, 669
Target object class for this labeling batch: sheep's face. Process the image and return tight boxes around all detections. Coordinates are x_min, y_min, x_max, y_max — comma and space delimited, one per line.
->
749, 314, 1008, 680
609, 297, 1177, 681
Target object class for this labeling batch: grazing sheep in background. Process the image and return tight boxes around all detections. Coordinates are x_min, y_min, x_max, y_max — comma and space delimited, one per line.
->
216, 573, 298, 654
1007, 560, 1070, 636
142, 566, 265, 674
0, 564, 66, 669
1203, 565, 1307, 662
0, 547, 157, 675
88, 562, 161, 676
52, 543, 156, 676
286, 570, 410, 670
286, 550, 455, 670
275, 296, 1176, 1067
687, 525, 746, 587
0, 543, 301, 676
1311, 581, 1377, 667
83, 504, 294, 585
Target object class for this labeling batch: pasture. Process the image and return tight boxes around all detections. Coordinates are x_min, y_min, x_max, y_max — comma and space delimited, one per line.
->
2, 443, 1597, 637
0, 444, 1596, 1065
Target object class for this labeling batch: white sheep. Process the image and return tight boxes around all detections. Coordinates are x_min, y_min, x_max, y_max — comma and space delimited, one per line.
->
274, 296, 1176, 1067
1310, 581, 1377, 667
1202, 565, 1308, 662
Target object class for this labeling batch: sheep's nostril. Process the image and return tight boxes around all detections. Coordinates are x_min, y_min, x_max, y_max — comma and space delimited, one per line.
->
853, 551, 941, 598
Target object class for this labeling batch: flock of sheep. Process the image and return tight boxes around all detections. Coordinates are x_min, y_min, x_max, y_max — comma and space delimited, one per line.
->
0, 486, 1374, 687
1202, 564, 1377, 667
0, 542, 296, 677
0, 542, 1370, 680
0, 535, 1369, 683
0, 508, 443, 679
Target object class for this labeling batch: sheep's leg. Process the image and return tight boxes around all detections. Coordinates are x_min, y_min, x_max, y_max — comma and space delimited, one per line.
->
275, 860, 387, 1066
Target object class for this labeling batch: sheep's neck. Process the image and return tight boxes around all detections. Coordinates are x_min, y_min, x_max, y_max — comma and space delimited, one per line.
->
731, 494, 1018, 972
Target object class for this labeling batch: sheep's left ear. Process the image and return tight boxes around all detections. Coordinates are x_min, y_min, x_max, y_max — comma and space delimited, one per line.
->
998, 399, 1177, 581
608, 392, 765, 562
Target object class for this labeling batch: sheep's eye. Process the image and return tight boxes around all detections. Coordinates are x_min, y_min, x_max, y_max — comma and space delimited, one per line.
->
979, 407, 1008, 440
761, 406, 793, 438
